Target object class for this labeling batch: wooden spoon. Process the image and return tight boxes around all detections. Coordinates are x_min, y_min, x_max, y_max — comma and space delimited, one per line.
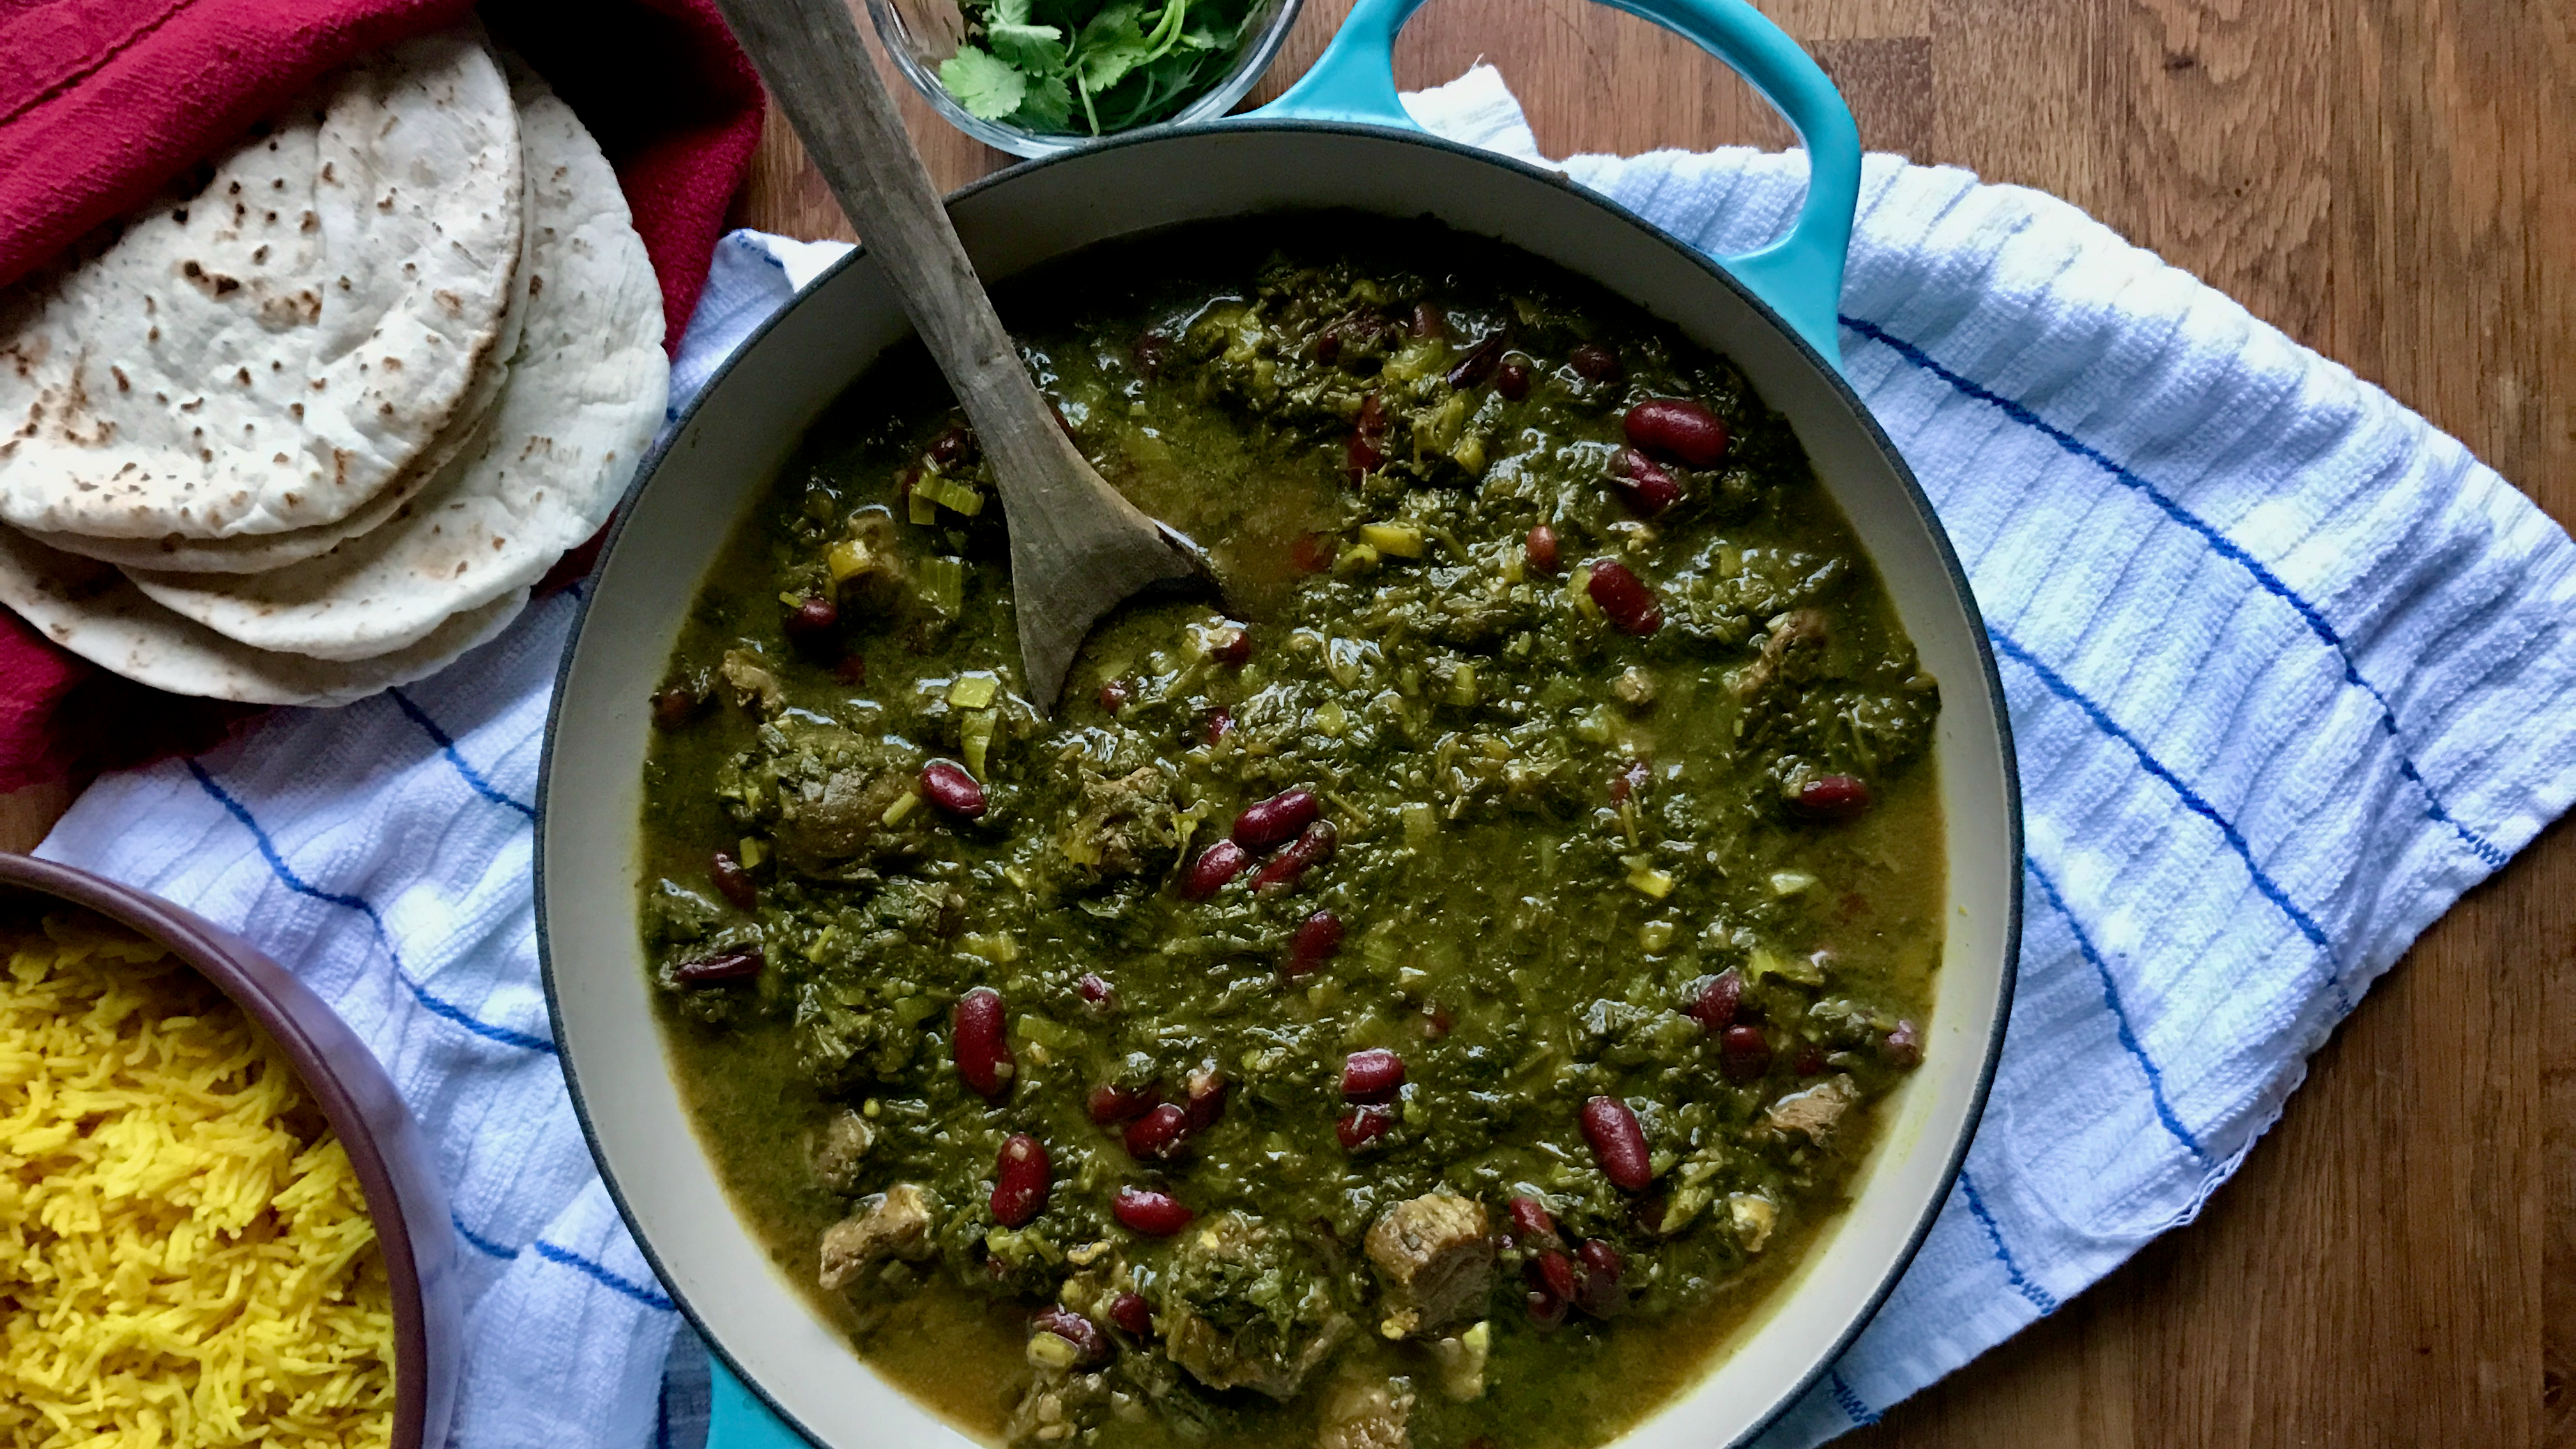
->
712, 0, 1216, 716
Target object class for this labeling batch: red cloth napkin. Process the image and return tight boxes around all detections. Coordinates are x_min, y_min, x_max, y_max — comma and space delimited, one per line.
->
0, 0, 764, 793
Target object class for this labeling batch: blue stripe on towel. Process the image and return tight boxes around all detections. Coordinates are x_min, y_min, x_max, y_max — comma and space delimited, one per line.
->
1844, 314, 2507, 872
1827, 1370, 1879, 1426
387, 688, 536, 820
1988, 631, 2338, 971
1958, 1169, 2061, 1314
533, 1239, 676, 1310
185, 759, 558, 1054
2027, 859, 2210, 1163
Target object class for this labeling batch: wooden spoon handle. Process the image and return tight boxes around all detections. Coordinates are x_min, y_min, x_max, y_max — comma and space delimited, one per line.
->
711, 0, 1055, 453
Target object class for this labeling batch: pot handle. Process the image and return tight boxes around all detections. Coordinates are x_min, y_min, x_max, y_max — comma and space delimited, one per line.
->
708, 1357, 813, 1449
1252, 0, 1858, 361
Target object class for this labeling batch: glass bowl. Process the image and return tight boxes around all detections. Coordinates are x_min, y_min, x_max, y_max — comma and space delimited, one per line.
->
865, 0, 1305, 158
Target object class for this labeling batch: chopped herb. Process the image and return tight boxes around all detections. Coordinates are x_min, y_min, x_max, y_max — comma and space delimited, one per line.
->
937, 0, 1263, 136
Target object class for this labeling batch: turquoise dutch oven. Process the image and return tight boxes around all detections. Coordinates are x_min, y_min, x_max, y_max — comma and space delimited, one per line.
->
537, 1, 2020, 1445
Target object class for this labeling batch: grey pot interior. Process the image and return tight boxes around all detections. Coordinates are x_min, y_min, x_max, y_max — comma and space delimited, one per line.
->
540, 123, 2020, 1449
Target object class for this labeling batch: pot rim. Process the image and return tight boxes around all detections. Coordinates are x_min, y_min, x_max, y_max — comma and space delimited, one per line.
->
541, 116, 2021, 1448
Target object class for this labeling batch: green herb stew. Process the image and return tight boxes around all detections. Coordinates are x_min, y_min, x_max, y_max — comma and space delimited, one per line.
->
639, 216, 1943, 1449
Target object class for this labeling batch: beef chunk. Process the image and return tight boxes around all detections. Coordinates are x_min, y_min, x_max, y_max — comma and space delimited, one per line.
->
1763, 1075, 1856, 1144
808, 1109, 875, 1193
1317, 1376, 1414, 1449
1060, 765, 1178, 878
1731, 607, 1827, 701
1160, 1212, 1354, 1399
818, 1183, 937, 1289
1362, 1193, 1493, 1337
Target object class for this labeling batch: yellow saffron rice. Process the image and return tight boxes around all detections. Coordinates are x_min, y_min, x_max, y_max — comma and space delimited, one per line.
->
0, 912, 394, 1449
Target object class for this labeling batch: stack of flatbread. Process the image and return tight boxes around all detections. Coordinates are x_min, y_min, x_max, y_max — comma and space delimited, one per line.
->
0, 26, 669, 705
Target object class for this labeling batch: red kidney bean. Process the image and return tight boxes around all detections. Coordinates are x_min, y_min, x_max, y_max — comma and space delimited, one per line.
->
1211, 624, 1253, 668
1721, 1025, 1774, 1084
672, 947, 762, 986
1348, 394, 1388, 479
1585, 560, 1664, 636
1508, 1195, 1560, 1243
1573, 1238, 1628, 1317
1795, 1041, 1828, 1076
1336, 1104, 1396, 1151
1525, 524, 1560, 574
1099, 678, 1130, 713
1568, 341, 1621, 382
1609, 757, 1650, 805
1447, 334, 1505, 390
1795, 774, 1874, 821
1526, 1289, 1568, 1330
1342, 1048, 1406, 1102
1621, 398, 1731, 467
834, 653, 868, 686
928, 424, 979, 469
1108, 1291, 1153, 1336
652, 687, 702, 730
783, 594, 839, 648
1182, 840, 1250, 900
1313, 328, 1344, 367
1290, 532, 1335, 574
1885, 1020, 1922, 1068
1688, 970, 1744, 1032
1031, 1305, 1108, 1366
992, 1135, 1050, 1227
1131, 330, 1172, 379
1112, 1186, 1195, 1236
921, 761, 986, 819
953, 988, 1012, 1100
1251, 820, 1337, 893
1287, 910, 1344, 974
1422, 1002, 1454, 1038
1124, 1102, 1192, 1161
1496, 356, 1532, 400
1580, 1096, 1653, 1192
708, 852, 757, 912
1526, 1249, 1577, 1301
1204, 708, 1234, 746
1077, 972, 1114, 1005
1411, 301, 1446, 338
1231, 789, 1320, 851
1183, 1066, 1229, 1133
1613, 449, 1682, 516
1088, 1081, 1162, 1125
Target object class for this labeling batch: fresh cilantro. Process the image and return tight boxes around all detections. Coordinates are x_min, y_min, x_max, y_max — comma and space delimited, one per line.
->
937, 46, 1030, 121
935, 0, 1263, 137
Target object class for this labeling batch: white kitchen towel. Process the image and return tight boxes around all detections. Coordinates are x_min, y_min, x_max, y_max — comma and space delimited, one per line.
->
38, 63, 2576, 1449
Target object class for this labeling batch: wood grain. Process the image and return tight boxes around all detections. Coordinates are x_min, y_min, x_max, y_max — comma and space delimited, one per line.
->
733, 1, 2575, 1442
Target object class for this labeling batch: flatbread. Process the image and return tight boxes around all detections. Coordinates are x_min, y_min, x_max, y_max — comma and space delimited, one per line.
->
0, 29, 523, 540
0, 526, 526, 706
126, 63, 668, 661
22, 148, 541, 576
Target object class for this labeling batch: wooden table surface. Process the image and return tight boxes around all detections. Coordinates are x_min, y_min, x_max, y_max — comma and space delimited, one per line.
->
1, 0, 2562, 1441
744, 4, 2575, 1437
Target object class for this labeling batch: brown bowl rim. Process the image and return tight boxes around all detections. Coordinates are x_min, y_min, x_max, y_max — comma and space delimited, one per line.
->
0, 852, 460, 1449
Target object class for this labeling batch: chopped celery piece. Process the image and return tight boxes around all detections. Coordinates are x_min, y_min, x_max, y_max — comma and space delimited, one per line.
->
880, 790, 920, 827
1310, 698, 1349, 737
804, 925, 839, 962
921, 555, 966, 614
737, 837, 767, 869
961, 931, 1020, 963
961, 709, 997, 779
1360, 522, 1423, 558
948, 673, 1000, 709
1639, 920, 1676, 953
1400, 801, 1438, 848
828, 537, 879, 581
907, 487, 940, 525
1446, 663, 1478, 708
1335, 543, 1381, 576
1625, 863, 1676, 900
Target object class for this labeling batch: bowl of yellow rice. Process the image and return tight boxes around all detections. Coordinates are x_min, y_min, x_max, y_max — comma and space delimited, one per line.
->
0, 853, 459, 1449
